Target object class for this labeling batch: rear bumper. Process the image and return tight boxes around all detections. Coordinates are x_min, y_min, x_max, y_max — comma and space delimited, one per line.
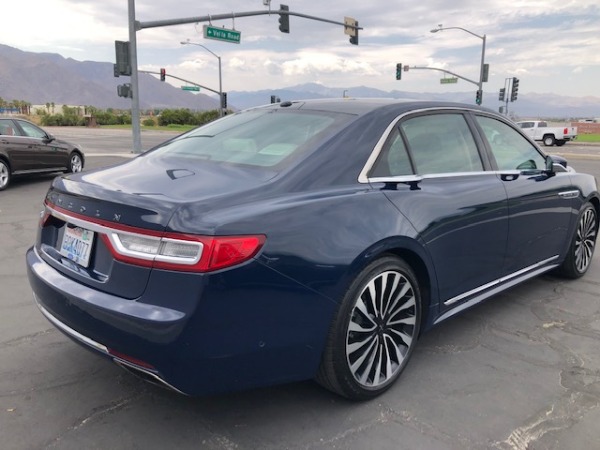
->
34, 295, 185, 394
26, 245, 334, 395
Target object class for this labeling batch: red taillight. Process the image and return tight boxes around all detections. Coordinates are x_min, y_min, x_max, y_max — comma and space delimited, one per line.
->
202, 235, 267, 272
102, 232, 265, 272
45, 200, 265, 273
564, 127, 568, 134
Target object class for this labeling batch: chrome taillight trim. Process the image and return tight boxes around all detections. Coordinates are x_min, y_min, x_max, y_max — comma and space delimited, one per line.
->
46, 203, 203, 266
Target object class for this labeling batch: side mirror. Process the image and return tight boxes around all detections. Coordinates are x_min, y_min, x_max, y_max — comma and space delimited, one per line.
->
44, 133, 55, 143
545, 155, 568, 173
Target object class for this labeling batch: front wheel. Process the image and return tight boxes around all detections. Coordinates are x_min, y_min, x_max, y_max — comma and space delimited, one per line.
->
316, 256, 421, 400
556, 203, 597, 278
543, 135, 556, 146
0, 159, 11, 191
67, 152, 83, 173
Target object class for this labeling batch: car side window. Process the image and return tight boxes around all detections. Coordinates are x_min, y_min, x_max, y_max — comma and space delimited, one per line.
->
476, 116, 546, 171
18, 121, 47, 139
0, 119, 16, 136
370, 128, 413, 177
400, 114, 482, 174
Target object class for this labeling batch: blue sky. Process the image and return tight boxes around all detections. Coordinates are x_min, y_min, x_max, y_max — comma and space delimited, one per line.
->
3, 0, 599, 101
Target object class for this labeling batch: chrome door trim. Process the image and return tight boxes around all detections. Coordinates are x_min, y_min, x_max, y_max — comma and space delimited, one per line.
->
558, 190, 580, 199
443, 255, 560, 307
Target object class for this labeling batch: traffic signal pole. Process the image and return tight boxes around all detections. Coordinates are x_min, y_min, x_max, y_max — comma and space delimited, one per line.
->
126, 2, 362, 153
406, 66, 479, 86
128, 0, 142, 153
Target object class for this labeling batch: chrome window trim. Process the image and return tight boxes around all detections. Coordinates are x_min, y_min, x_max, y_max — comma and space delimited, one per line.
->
368, 171, 499, 184
358, 106, 487, 184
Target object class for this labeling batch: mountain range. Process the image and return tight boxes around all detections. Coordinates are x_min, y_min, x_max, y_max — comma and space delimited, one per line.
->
1, 44, 598, 119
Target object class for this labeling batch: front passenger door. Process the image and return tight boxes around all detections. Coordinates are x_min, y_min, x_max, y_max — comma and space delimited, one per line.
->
475, 115, 575, 274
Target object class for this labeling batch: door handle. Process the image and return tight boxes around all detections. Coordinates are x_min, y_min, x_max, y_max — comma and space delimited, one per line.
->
499, 171, 520, 181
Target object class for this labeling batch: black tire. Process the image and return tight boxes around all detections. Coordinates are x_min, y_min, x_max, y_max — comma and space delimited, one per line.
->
543, 135, 556, 146
556, 140, 566, 147
316, 256, 421, 400
67, 152, 83, 173
556, 203, 597, 278
0, 159, 11, 191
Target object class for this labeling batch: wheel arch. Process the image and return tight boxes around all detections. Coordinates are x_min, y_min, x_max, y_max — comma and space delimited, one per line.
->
0, 154, 11, 170
589, 195, 600, 231
343, 237, 437, 335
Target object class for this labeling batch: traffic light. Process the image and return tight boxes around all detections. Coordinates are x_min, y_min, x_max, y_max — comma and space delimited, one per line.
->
117, 83, 132, 98
499, 88, 506, 102
221, 92, 227, 109
278, 4, 290, 33
396, 63, 402, 80
482, 63, 489, 83
345, 17, 358, 45
475, 89, 483, 105
510, 77, 519, 102
114, 40, 131, 77
160, 68, 166, 82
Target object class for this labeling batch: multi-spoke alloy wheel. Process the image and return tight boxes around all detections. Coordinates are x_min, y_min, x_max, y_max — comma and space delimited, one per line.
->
0, 160, 10, 191
346, 270, 417, 388
574, 206, 597, 273
316, 256, 421, 400
68, 153, 83, 173
557, 203, 597, 278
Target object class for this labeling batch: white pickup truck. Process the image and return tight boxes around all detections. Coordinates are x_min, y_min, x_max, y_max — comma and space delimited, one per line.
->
517, 121, 578, 146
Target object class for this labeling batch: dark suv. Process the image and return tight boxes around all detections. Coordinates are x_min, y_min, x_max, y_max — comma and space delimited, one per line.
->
0, 118, 84, 190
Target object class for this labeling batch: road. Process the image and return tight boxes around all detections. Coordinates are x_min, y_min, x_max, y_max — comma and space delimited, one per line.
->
1, 131, 600, 450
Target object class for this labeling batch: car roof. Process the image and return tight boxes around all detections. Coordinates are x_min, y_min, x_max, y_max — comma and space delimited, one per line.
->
254, 98, 492, 117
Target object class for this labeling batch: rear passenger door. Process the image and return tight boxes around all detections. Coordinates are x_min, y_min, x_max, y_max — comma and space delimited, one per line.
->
372, 112, 509, 307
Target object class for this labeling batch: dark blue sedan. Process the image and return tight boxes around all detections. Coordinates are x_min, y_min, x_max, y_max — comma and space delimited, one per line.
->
26, 100, 599, 400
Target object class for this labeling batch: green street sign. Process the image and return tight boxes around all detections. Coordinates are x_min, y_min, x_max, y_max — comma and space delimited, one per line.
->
440, 78, 458, 84
181, 86, 200, 91
203, 25, 241, 44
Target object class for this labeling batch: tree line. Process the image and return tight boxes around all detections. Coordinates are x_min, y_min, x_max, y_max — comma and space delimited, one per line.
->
0, 97, 225, 127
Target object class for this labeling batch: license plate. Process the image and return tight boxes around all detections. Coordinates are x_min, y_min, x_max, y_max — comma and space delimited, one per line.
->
59, 226, 95, 268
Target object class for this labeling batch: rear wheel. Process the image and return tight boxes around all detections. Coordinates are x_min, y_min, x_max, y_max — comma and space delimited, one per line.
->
67, 152, 83, 173
0, 159, 10, 191
543, 135, 556, 146
555, 140, 566, 147
316, 256, 421, 400
556, 203, 597, 278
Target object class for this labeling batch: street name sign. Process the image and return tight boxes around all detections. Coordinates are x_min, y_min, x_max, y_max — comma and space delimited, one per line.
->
440, 78, 458, 84
181, 86, 200, 91
203, 25, 241, 44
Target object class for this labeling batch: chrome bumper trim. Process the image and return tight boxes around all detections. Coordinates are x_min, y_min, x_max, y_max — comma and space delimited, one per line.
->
34, 294, 109, 354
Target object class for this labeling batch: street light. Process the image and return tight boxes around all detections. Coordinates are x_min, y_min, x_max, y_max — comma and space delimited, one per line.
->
180, 40, 223, 117
430, 25, 486, 105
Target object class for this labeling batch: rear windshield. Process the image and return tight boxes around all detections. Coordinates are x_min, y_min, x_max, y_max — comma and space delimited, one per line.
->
147, 109, 352, 168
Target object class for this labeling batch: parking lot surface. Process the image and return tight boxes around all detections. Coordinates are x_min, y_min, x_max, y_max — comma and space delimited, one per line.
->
1, 133, 600, 449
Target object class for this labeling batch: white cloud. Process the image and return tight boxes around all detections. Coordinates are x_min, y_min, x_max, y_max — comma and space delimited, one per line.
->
1, 0, 599, 97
